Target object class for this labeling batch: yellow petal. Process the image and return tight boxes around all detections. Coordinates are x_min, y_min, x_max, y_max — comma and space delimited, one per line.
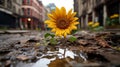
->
67, 9, 72, 19
63, 32, 67, 38
51, 11, 57, 19
54, 28, 61, 36
60, 7, 66, 17
48, 23, 56, 28
55, 31, 59, 36
114, 14, 119, 17
51, 28, 56, 32
70, 25, 77, 30
45, 20, 56, 26
71, 17, 78, 22
88, 22, 94, 26
65, 29, 70, 34
45, 20, 52, 24
67, 12, 77, 20
68, 9, 72, 15
48, 14, 56, 20
55, 30, 62, 37
71, 12, 77, 17
55, 7, 61, 18
73, 22, 79, 25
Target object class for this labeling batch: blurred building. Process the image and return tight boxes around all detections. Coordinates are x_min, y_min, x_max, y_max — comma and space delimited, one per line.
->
13, 0, 23, 29
21, 0, 44, 30
42, 7, 50, 30
74, 0, 120, 29
74, 0, 81, 29
0, 0, 22, 29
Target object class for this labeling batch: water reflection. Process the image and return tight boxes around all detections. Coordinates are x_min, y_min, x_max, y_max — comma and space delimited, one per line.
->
32, 58, 55, 67
58, 48, 77, 59
32, 48, 78, 67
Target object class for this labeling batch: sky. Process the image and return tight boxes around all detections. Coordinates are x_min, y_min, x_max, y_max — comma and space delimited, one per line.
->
41, 0, 73, 12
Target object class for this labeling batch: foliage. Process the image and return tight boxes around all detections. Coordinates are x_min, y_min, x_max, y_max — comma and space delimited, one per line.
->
88, 21, 104, 31
44, 33, 55, 38
106, 14, 119, 26
71, 30, 78, 34
0, 26, 8, 30
93, 26, 104, 31
106, 17, 112, 26
68, 36, 77, 42
50, 38, 57, 45
44, 33, 57, 45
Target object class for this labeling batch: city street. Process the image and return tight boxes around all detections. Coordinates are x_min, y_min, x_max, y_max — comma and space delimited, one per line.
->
0, 0, 120, 67
0, 30, 120, 67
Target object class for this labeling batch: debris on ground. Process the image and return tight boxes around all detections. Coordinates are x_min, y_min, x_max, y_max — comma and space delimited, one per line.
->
0, 31, 120, 67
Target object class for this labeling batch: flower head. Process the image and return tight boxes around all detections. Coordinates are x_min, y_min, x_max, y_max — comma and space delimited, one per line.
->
92, 22, 99, 27
88, 21, 94, 26
110, 14, 119, 19
45, 7, 79, 37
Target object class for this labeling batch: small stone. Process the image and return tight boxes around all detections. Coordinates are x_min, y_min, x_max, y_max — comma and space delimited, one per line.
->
5, 60, 11, 66
17, 55, 29, 61
78, 40, 88, 45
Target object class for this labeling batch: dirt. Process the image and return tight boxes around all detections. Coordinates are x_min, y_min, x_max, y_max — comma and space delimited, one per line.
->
0, 31, 120, 67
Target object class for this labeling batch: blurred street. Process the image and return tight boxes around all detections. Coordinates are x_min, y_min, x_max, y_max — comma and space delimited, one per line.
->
0, 0, 120, 67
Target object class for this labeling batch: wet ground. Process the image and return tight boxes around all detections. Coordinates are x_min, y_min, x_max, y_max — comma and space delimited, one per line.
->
0, 30, 120, 67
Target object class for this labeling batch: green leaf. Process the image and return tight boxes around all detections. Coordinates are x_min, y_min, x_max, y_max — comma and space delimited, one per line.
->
50, 34, 55, 38
44, 33, 51, 38
93, 26, 104, 31
50, 38, 57, 45
71, 30, 78, 34
68, 36, 77, 42
44, 33, 55, 38
106, 17, 112, 25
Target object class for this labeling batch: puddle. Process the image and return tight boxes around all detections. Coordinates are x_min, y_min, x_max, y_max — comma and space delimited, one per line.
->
33, 58, 55, 67
16, 62, 34, 67
32, 48, 86, 67
15, 46, 111, 67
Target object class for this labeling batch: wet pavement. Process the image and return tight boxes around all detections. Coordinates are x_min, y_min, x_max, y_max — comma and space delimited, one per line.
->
0, 30, 120, 67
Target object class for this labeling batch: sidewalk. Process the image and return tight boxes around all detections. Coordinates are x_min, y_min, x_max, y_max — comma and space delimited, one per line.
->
0, 30, 30, 34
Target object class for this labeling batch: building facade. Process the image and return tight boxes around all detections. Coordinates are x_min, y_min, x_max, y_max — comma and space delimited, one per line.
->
0, 0, 22, 29
13, 0, 23, 29
42, 7, 50, 30
21, 0, 44, 30
74, 0, 120, 29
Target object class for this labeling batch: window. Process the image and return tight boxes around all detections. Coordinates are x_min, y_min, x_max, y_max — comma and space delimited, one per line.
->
27, 8, 30, 15
0, 0, 4, 6
22, 0, 25, 5
40, 15, 43, 20
7, 0, 12, 8
82, 0, 87, 4
19, 9, 21, 15
40, 9, 42, 13
27, 0, 30, 5
22, 8, 25, 15
13, 6, 16, 13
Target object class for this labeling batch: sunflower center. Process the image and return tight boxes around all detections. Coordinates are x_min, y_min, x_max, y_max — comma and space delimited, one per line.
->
56, 18, 69, 29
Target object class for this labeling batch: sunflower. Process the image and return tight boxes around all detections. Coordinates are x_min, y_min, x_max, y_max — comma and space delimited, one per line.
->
45, 7, 79, 37
92, 22, 99, 27
110, 14, 119, 19
88, 21, 94, 26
